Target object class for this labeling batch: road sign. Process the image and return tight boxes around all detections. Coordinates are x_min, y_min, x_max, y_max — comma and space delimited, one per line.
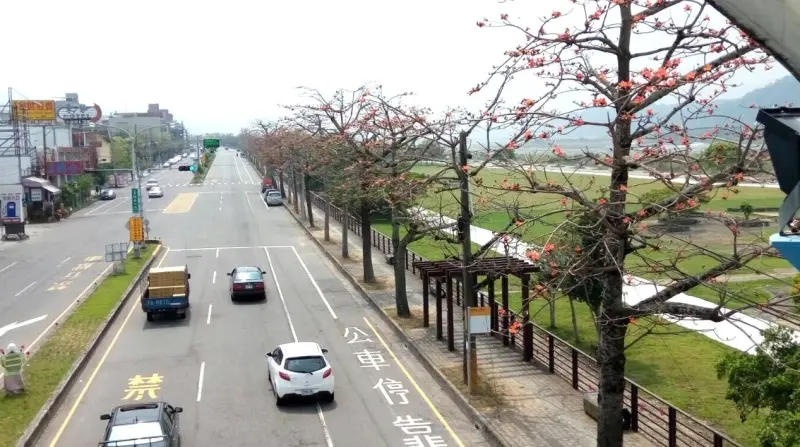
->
131, 188, 140, 213
203, 139, 220, 149
129, 217, 144, 242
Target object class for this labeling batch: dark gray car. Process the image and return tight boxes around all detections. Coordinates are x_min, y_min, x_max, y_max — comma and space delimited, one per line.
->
99, 402, 183, 446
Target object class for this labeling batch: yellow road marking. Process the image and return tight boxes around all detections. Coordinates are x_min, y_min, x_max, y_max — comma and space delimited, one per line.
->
48, 246, 161, 446
363, 317, 465, 447
162, 192, 199, 214
84, 255, 103, 262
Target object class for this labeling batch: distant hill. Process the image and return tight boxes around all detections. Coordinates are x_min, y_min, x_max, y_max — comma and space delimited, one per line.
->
482, 76, 800, 146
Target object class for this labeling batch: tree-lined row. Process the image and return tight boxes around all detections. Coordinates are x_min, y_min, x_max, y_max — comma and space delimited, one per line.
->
241, 1, 798, 446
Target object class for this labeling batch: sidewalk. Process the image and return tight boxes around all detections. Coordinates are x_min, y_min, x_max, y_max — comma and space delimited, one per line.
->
291, 199, 654, 447
411, 207, 800, 353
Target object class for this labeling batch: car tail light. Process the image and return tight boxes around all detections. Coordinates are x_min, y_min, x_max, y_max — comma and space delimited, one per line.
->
254, 282, 264, 290
279, 372, 291, 381
322, 368, 332, 379
233, 283, 244, 290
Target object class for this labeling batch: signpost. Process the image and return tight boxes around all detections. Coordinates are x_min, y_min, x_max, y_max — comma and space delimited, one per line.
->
203, 139, 220, 149
131, 188, 140, 214
128, 217, 144, 243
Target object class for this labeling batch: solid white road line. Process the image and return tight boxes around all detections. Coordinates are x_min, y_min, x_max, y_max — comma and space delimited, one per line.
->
289, 247, 338, 320
197, 361, 206, 402
244, 192, 255, 215
206, 304, 212, 325
15, 282, 36, 297
212, 271, 216, 284
239, 156, 255, 183
0, 262, 18, 274
57, 257, 72, 267
96, 197, 130, 214
216, 248, 220, 258
83, 199, 116, 216
157, 248, 170, 267
234, 158, 244, 182
263, 246, 334, 446
263, 247, 298, 341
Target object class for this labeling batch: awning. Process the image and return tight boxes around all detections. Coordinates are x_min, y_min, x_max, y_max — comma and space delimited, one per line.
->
43, 184, 60, 194
707, 0, 800, 81
22, 176, 61, 194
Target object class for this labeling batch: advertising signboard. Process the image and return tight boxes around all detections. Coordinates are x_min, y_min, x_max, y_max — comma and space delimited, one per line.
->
30, 188, 43, 202
56, 103, 102, 122
46, 161, 84, 176
0, 185, 25, 224
11, 100, 56, 123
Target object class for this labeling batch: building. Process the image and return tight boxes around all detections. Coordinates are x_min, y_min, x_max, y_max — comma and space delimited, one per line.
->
105, 103, 182, 141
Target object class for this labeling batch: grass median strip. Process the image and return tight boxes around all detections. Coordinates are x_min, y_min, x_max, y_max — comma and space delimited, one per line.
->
0, 245, 156, 446
191, 152, 216, 184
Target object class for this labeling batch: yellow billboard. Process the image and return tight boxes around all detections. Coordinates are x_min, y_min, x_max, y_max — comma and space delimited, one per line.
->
129, 216, 144, 242
12, 100, 56, 122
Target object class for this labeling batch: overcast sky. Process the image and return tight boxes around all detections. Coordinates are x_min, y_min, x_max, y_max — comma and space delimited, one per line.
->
2, 0, 792, 134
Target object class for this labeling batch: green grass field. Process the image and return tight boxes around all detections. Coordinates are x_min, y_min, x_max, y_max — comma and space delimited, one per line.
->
0, 246, 156, 446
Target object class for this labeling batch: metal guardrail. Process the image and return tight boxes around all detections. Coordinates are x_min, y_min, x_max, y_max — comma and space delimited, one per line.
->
306, 191, 742, 447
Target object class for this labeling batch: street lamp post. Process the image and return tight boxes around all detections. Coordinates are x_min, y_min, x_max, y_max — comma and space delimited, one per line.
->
93, 122, 178, 258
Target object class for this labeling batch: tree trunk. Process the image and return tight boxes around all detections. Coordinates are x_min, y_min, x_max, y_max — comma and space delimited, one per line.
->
323, 195, 330, 241
299, 174, 307, 220
549, 298, 556, 329
341, 205, 349, 258
303, 174, 314, 228
391, 207, 411, 317
360, 203, 376, 283
568, 296, 580, 343
279, 171, 287, 199
596, 277, 629, 447
291, 170, 299, 213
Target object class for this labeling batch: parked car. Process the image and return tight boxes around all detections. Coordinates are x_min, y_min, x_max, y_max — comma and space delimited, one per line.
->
148, 186, 164, 198
99, 189, 116, 200
266, 342, 335, 405
98, 402, 183, 446
227, 266, 266, 301
264, 190, 283, 206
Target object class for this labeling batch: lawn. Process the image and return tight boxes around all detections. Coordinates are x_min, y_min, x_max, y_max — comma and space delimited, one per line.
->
370, 220, 765, 445
0, 245, 157, 446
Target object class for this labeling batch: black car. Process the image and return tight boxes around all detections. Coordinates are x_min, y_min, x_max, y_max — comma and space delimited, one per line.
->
227, 266, 267, 301
99, 402, 183, 446
100, 189, 116, 200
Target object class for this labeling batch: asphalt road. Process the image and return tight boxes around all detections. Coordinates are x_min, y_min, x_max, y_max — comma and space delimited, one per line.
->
35, 150, 487, 447
0, 165, 195, 357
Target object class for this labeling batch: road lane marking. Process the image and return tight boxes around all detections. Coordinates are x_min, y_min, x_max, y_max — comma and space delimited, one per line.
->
15, 281, 36, 297
362, 318, 465, 447
212, 271, 216, 284
197, 361, 206, 402
263, 247, 297, 341
206, 304, 212, 324
96, 197, 130, 214
216, 248, 220, 258
83, 199, 116, 216
157, 247, 170, 268
85, 255, 103, 262
264, 246, 335, 445
245, 192, 255, 214
0, 261, 17, 274
57, 257, 71, 267
47, 279, 142, 446
162, 192, 199, 214
288, 247, 337, 320
239, 155, 255, 183
0, 315, 48, 338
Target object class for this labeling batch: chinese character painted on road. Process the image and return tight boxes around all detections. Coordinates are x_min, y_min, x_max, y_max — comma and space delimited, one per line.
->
47, 281, 72, 291
403, 435, 448, 447
63, 271, 82, 280
84, 255, 103, 262
354, 349, 389, 370
72, 263, 93, 271
122, 373, 163, 401
344, 327, 372, 344
374, 378, 409, 405
393, 415, 432, 435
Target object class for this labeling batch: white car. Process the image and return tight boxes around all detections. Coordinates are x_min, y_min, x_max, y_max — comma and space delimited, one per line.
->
266, 342, 334, 405
162, 162, 170, 168
148, 186, 164, 198
145, 179, 159, 191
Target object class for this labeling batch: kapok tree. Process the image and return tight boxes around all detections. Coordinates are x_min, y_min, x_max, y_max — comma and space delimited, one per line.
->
475, 1, 775, 446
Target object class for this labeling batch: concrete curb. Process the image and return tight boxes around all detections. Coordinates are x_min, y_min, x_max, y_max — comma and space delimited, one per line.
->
17, 242, 164, 447
283, 207, 507, 447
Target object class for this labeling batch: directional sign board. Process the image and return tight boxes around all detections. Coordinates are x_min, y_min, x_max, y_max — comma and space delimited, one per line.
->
203, 139, 220, 149
129, 217, 144, 242
131, 188, 140, 213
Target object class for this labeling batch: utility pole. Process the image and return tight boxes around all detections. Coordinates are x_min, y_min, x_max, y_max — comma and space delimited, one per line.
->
458, 131, 478, 394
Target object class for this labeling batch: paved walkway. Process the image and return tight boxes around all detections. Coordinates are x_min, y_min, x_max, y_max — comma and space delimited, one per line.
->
294, 201, 654, 447
410, 207, 800, 353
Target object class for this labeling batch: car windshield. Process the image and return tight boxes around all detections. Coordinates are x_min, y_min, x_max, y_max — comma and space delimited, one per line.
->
284, 356, 326, 373
147, 180, 157, 185
107, 422, 164, 446
267, 192, 281, 197
234, 272, 261, 281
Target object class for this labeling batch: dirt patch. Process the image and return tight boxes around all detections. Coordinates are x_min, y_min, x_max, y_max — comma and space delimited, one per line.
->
385, 305, 426, 330
361, 275, 394, 290
440, 365, 504, 412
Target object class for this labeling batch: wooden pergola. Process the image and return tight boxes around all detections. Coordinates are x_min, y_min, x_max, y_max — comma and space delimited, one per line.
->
413, 257, 540, 361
